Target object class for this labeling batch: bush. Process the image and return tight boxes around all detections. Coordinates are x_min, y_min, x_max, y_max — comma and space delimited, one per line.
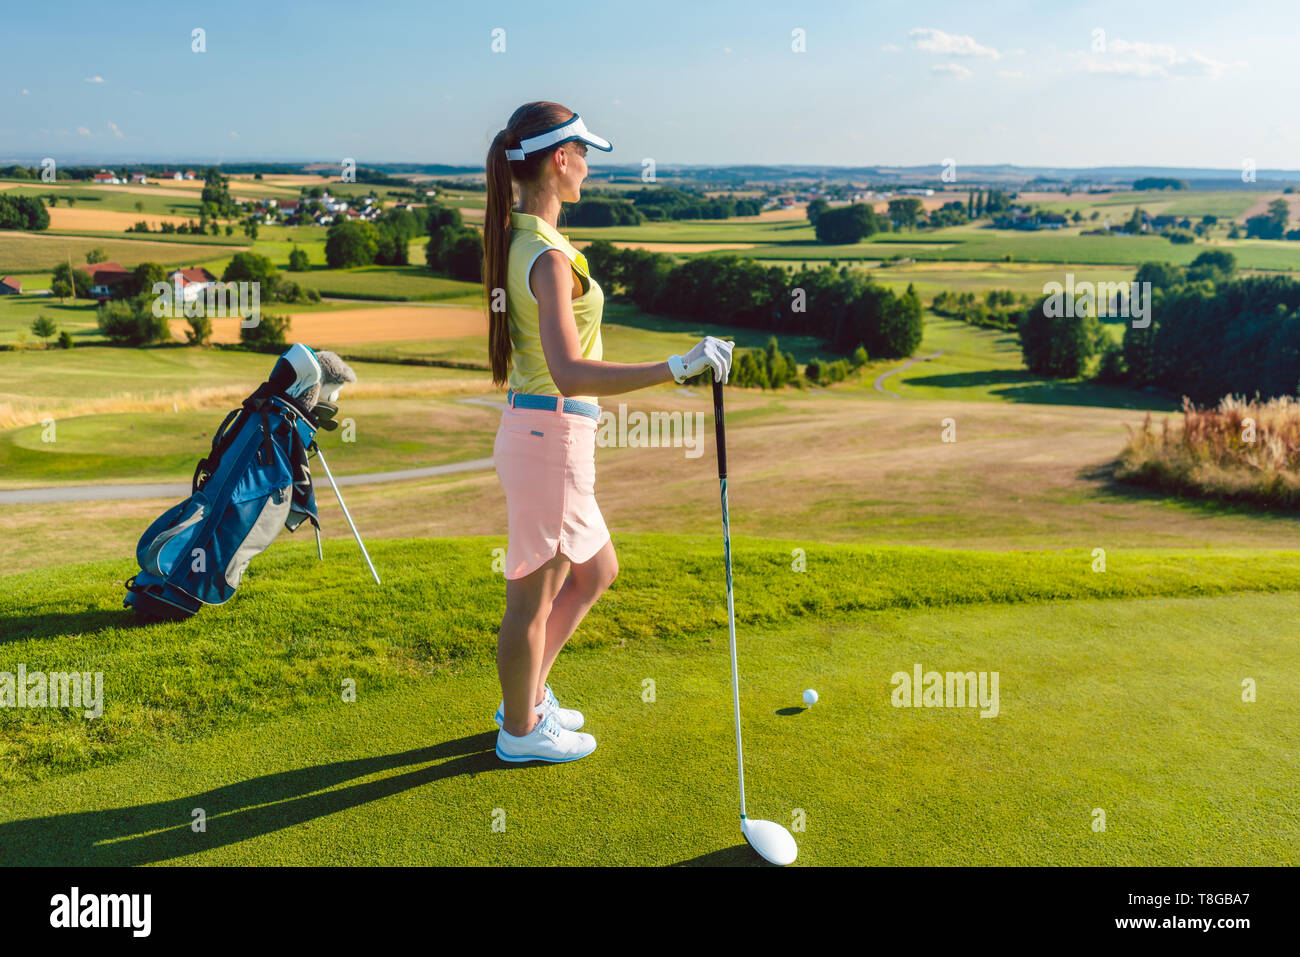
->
96, 295, 171, 346
240, 312, 290, 350
1116, 396, 1300, 509
186, 314, 212, 345
1094, 338, 1127, 382
288, 246, 310, 272
57, 330, 73, 349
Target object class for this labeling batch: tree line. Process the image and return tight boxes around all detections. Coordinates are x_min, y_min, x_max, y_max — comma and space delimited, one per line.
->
583, 241, 923, 359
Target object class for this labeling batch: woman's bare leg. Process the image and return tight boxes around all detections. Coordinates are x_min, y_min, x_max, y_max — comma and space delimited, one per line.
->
536, 539, 619, 697
498, 552, 571, 736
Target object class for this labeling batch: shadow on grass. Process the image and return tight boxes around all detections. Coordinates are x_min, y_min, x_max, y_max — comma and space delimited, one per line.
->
673, 844, 771, 867
0, 608, 133, 644
0, 732, 499, 865
903, 369, 1175, 410
1080, 462, 1300, 519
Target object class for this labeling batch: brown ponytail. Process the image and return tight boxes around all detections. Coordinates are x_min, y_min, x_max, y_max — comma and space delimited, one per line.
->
484, 101, 579, 386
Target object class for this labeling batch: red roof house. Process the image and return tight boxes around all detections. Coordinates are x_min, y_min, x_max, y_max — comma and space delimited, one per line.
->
76, 261, 133, 301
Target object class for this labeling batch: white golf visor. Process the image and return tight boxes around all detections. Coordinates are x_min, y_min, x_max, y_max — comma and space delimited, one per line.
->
505, 114, 612, 161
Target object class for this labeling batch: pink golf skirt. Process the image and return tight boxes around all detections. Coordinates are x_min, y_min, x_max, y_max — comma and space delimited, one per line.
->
494, 394, 611, 580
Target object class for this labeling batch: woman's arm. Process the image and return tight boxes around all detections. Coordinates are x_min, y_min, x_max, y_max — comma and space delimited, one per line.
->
532, 249, 674, 397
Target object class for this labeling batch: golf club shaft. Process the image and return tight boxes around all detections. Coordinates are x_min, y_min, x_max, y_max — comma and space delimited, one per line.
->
712, 376, 747, 820
314, 524, 323, 561
314, 447, 382, 586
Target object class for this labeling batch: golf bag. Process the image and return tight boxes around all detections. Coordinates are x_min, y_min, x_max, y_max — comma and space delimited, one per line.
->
124, 345, 325, 622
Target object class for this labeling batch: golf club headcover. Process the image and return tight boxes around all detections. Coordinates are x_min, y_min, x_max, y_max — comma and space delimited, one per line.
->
271, 343, 322, 400
302, 350, 358, 408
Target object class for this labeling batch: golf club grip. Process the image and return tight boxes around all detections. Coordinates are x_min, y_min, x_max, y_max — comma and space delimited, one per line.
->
711, 376, 727, 479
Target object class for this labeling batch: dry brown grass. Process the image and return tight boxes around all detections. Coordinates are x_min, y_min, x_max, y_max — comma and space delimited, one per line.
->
1117, 395, 1300, 508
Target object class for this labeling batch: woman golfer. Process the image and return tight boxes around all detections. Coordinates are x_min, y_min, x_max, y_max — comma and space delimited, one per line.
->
483, 101, 734, 763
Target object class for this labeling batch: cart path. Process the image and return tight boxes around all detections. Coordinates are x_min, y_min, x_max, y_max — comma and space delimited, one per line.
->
872, 351, 945, 398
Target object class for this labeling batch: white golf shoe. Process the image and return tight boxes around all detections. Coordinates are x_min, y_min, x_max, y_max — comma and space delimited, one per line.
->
494, 684, 584, 731
495, 711, 597, 764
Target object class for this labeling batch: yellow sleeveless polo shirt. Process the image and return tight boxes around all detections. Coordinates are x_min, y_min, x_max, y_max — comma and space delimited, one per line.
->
506, 211, 604, 405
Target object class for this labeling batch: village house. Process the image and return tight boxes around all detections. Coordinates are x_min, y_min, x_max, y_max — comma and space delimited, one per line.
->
0, 276, 23, 295
166, 266, 218, 303
76, 261, 133, 302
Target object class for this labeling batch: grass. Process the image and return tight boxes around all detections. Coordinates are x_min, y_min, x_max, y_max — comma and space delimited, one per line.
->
4, 533, 1300, 784
1117, 396, 1300, 509
0, 346, 483, 432
0, 535, 1296, 864
0, 232, 244, 274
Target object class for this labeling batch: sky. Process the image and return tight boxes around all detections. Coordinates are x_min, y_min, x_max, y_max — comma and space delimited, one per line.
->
2, 0, 1298, 170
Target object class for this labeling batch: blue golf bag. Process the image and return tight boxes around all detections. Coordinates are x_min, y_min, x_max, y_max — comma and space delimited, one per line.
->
124, 345, 324, 622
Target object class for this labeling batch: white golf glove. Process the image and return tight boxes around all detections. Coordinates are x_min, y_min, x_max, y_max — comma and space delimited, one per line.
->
668, 336, 735, 384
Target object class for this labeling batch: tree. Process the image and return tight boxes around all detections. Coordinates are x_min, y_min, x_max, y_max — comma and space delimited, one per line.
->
85, 247, 107, 265
223, 251, 279, 288
325, 220, 380, 268
288, 246, 310, 272
1186, 249, 1236, 284
1018, 295, 1103, 377
813, 203, 883, 243
30, 315, 57, 348
240, 312, 290, 350
806, 198, 830, 225
52, 261, 90, 299
887, 197, 924, 230
130, 262, 168, 298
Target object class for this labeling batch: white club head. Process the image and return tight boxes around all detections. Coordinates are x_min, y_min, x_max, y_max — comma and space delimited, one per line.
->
741, 818, 797, 866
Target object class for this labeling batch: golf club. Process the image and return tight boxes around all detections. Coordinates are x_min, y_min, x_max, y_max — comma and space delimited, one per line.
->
712, 374, 798, 867
313, 445, 382, 586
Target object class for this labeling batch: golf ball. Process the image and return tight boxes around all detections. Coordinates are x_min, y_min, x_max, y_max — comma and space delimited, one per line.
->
803, 689, 818, 707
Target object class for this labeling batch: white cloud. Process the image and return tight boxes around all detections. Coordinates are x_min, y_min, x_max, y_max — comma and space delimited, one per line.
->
1076, 39, 1243, 80
76, 126, 92, 137
932, 63, 973, 78
108, 122, 124, 139
910, 28, 999, 59
84, 75, 104, 83
882, 43, 901, 54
